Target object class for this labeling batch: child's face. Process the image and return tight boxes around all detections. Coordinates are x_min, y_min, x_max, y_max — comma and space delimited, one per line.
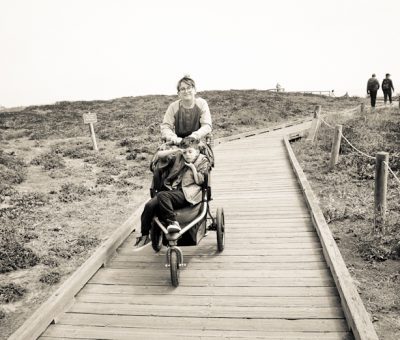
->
182, 147, 199, 163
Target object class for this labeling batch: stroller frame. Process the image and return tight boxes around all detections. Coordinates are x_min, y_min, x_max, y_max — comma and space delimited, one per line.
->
150, 174, 225, 287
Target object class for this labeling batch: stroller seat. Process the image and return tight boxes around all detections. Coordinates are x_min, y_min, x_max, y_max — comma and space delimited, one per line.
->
175, 202, 203, 227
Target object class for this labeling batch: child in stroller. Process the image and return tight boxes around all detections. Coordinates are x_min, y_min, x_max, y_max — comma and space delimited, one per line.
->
134, 137, 211, 248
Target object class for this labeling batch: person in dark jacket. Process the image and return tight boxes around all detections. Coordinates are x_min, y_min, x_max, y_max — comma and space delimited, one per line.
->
367, 74, 380, 108
381, 73, 395, 105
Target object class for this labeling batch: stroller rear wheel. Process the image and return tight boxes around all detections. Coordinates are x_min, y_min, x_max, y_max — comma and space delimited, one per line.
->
216, 208, 225, 252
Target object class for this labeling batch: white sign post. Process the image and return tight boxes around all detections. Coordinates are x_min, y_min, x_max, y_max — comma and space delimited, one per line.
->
83, 112, 98, 151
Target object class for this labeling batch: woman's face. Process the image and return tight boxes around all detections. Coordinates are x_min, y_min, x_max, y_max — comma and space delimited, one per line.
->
178, 81, 196, 102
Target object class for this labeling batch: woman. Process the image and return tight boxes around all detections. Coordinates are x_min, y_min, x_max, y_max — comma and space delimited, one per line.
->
161, 75, 212, 144
150, 76, 213, 199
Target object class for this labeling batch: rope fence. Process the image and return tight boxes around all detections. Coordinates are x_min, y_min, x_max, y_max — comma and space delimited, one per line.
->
340, 135, 376, 160
307, 104, 400, 227
384, 161, 400, 186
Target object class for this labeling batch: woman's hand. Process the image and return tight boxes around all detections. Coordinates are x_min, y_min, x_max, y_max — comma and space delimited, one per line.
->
171, 136, 183, 145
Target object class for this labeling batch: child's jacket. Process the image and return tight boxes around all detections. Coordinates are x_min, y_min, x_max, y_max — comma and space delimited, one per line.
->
164, 153, 210, 205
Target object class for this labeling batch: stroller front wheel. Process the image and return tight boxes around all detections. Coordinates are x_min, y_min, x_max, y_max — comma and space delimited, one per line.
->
169, 249, 180, 287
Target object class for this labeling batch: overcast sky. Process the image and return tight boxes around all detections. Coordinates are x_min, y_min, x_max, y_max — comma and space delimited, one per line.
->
0, 0, 399, 107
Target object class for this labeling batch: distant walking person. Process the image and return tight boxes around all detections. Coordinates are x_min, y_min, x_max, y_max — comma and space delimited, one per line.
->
381, 73, 395, 106
367, 74, 380, 108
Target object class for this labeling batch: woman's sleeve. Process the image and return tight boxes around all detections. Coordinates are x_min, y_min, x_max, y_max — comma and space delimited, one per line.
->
161, 101, 179, 141
189, 98, 212, 140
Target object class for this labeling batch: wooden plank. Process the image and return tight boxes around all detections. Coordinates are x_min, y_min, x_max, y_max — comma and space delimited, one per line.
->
118, 248, 323, 256
107, 261, 328, 271
215, 237, 319, 244
111, 254, 325, 263
118, 246, 322, 256
81, 284, 339, 297
220, 232, 318, 239
217, 226, 315, 232
69, 302, 344, 319
118, 241, 322, 250
89, 268, 332, 279
88, 275, 334, 288
284, 136, 378, 340
41, 324, 352, 340
55, 313, 349, 332
76, 293, 341, 307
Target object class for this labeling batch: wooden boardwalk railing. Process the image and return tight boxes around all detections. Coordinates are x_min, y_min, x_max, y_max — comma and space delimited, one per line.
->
10, 120, 378, 340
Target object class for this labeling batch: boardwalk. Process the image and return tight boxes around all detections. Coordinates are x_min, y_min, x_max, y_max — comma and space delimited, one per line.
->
39, 122, 354, 339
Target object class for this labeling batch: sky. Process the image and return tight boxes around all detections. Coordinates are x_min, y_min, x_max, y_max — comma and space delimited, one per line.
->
0, 0, 399, 107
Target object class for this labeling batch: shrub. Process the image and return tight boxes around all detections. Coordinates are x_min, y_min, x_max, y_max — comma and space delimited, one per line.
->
0, 184, 17, 203
0, 283, 27, 303
51, 141, 93, 159
0, 235, 40, 273
0, 192, 49, 220
100, 166, 122, 176
115, 179, 143, 189
0, 150, 26, 169
31, 151, 66, 170
58, 183, 92, 203
96, 174, 115, 185
39, 271, 61, 285
0, 149, 27, 185
40, 255, 60, 268
126, 152, 137, 160
96, 155, 124, 170
49, 233, 100, 259
0, 165, 26, 185
10, 192, 49, 210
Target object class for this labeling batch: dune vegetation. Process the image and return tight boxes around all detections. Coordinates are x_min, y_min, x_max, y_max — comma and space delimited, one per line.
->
292, 105, 400, 339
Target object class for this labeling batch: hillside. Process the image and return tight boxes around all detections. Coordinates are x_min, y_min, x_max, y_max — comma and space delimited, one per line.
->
0, 90, 361, 338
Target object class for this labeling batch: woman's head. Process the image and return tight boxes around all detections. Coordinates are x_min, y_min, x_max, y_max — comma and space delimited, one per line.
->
177, 76, 196, 92
177, 75, 196, 102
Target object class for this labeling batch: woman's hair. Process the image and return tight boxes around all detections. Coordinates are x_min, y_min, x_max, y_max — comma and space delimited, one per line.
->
177, 75, 196, 92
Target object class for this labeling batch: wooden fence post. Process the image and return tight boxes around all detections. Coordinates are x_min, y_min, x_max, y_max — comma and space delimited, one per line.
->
89, 123, 99, 152
360, 103, 365, 113
374, 152, 389, 228
329, 125, 342, 170
82, 112, 99, 152
307, 105, 321, 143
